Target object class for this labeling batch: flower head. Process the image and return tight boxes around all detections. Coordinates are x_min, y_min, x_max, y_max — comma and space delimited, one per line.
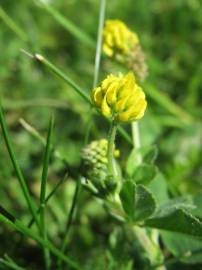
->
91, 72, 147, 123
103, 20, 139, 58
102, 20, 148, 81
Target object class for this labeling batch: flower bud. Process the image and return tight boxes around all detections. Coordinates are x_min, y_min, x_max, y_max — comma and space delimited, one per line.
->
81, 139, 119, 178
91, 72, 147, 123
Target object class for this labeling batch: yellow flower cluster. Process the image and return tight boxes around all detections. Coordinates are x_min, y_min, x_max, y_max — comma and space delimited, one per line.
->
103, 20, 139, 58
91, 72, 147, 123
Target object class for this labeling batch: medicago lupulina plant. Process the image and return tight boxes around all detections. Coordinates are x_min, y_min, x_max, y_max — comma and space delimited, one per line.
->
0, 3, 202, 270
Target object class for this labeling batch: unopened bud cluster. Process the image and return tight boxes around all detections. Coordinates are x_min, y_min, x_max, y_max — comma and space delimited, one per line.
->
81, 139, 119, 180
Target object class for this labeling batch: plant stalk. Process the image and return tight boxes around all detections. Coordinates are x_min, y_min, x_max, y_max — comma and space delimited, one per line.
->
107, 121, 117, 177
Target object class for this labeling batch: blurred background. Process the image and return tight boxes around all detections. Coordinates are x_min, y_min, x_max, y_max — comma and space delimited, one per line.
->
0, 0, 202, 269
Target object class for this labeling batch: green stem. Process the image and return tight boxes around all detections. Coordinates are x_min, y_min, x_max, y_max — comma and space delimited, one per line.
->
132, 121, 141, 149
132, 121, 142, 164
85, 0, 106, 145
107, 121, 117, 177
93, 0, 106, 88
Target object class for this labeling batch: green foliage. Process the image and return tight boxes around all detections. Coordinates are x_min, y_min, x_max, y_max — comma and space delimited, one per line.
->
145, 208, 202, 238
120, 181, 157, 222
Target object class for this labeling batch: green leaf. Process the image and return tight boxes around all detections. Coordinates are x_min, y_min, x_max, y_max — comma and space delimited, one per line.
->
154, 196, 195, 217
132, 164, 158, 185
120, 182, 157, 222
120, 180, 135, 218
143, 145, 158, 164
147, 172, 169, 205
145, 208, 202, 238
191, 191, 202, 218
161, 231, 202, 264
134, 185, 157, 222
126, 145, 158, 177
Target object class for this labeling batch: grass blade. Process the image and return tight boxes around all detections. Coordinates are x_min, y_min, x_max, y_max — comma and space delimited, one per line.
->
35, 54, 91, 105
84, 0, 106, 145
0, 7, 28, 42
93, 0, 106, 87
58, 179, 81, 269
0, 209, 80, 270
0, 102, 41, 232
0, 258, 26, 270
28, 173, 68, 228
36, 1, 95, 49
3, 98, 69, 110
19, 118, 70, 166
39, 115, 54, 269
144, 83, 193, 124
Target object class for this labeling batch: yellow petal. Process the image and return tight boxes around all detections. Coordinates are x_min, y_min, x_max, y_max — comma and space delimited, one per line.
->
103, 44, 113, 57
106, 85, 117, 105
125, 87, 145, 108
117, 109, 132, 122
101, 95, 112, 118
101, 74, 116, 91
114, 95, 129, 112
129, 99, 147, 121
92, 87, 103, 107
131, 100, 147, 120
117, 72, 136, 98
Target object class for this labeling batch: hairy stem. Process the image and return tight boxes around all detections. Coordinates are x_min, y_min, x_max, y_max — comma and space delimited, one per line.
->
107, 121, 117, 177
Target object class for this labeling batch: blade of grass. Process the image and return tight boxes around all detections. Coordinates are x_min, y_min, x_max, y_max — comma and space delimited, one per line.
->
84, 0, 106, 145
28, 172, 68, 228
39, 115, 54, 269
0, 258, 26, 270
36, 1, 95, 49
3, 98, 69, 110
19, 118, 70, 166
35, 53, 91, 105
58, 179, 81, 269
0, 7, 28, 42
0, 102, 41, 232
0, 209, 80, 270
144, 83, 193, 124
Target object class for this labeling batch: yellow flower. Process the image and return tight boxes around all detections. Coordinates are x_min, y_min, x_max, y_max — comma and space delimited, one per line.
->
91, 72, 147, 123
102, 19, 148, 81
103, 20, 139, 58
